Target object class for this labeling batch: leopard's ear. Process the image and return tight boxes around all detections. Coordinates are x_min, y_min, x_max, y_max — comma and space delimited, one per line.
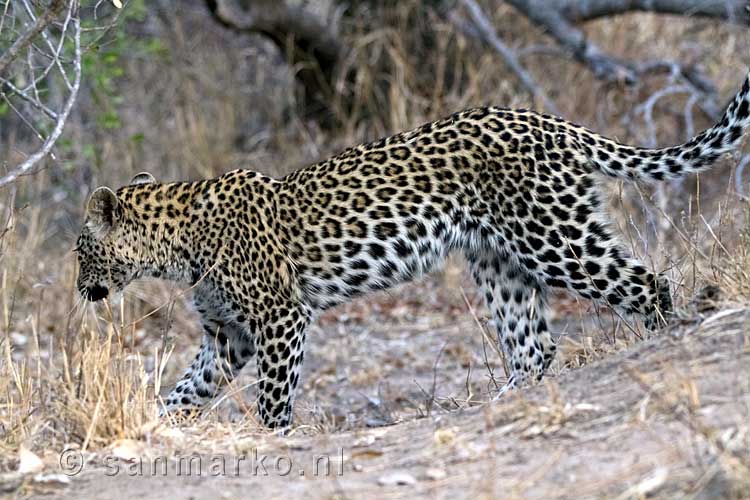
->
130, 172, 156, 185
86, 187, 121, 239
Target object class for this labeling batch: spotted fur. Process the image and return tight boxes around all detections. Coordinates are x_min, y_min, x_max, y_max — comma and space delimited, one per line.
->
75, 72, 750, 428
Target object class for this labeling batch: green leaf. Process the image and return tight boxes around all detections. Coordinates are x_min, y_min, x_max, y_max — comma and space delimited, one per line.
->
100, 110, 122, 129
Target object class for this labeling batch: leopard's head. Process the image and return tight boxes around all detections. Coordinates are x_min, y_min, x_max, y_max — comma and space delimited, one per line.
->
75, 172, 156, 301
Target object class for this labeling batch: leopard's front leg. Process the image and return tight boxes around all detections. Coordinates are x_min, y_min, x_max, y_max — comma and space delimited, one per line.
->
255, 301, 312, 429
162, 297, 256, 417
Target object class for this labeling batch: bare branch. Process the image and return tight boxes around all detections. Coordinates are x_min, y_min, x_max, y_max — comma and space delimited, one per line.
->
0, 78, 59, 119
206, 0, 344, 110
634, 84, 692, 147
633, 59, 721, 118
506, 0, 639, 83
735, 154, 750, 198
505, 0, 730, 107
0, 17, 81, 189
455, 0, 561, 115
554, 0, 750, 24
0, 0, 66, 77
208, 0, 342, 58
20, 0, 76, 91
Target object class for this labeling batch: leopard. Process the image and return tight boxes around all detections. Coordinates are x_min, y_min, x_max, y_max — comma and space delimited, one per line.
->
75, 72, 750, 429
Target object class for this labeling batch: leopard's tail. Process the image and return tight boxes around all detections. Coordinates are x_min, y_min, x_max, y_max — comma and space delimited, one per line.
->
583, 71, 750, 182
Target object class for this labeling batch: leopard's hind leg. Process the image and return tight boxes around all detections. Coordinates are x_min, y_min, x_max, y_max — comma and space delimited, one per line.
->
467, 250, 556, 398
532, 226, 673, 331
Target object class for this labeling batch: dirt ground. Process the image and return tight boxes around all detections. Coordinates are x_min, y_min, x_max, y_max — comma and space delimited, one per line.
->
8, 276, 750, 500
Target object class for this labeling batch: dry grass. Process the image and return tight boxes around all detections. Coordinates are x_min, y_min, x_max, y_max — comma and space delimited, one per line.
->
1, 3, 750, 498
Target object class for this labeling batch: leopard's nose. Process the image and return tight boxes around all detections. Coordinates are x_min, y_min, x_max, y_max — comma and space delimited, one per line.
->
85, 285, 109, 301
